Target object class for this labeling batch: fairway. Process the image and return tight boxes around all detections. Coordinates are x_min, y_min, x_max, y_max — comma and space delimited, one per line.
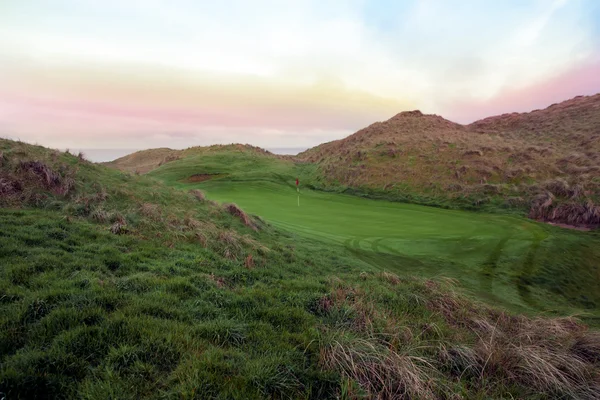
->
195, 179, 552, 312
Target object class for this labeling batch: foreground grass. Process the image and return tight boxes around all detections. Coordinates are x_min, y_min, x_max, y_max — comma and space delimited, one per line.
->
0, 209, 358, 398
2, 209, 600, 399
2, 139, 600, 398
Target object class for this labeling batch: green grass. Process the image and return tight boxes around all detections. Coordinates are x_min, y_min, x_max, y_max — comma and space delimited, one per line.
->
0, 208, 362, 399
150, 150, 600, 320
2, 139, 600, 399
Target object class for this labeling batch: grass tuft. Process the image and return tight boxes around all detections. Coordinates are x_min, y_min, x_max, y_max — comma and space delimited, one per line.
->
223, 203, 258, 230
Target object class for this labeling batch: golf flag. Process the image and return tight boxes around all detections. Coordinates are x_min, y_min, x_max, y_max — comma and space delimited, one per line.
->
296, 178, 299, 193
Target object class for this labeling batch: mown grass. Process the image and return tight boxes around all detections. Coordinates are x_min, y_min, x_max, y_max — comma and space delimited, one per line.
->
149, 149, 600, 321
2, 138, 600, 399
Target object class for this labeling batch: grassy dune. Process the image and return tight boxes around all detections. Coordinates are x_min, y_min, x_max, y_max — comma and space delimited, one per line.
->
298, 95, 600, 227
2, 139, 600, 399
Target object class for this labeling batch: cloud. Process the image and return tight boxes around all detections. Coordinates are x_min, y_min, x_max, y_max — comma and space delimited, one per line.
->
0, 0, 599, 148
443, 58, 600, 123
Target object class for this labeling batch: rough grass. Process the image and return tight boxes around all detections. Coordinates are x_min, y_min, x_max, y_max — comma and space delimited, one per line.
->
2, 209, 599, 399
0, 138, 262, 256
224, 203, 258, 230
1, 138, 600, 399
313, 275, 600, 399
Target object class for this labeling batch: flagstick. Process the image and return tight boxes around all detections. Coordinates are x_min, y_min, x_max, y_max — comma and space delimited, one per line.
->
297, 194, 299, 207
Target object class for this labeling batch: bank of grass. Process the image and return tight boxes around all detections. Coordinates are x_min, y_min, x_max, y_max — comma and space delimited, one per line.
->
2, 138, 600, 398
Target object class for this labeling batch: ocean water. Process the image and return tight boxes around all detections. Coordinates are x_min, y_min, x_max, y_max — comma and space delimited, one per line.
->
74, 147, 308, 163
70, 149, 141, 163
265, 147, 307, 155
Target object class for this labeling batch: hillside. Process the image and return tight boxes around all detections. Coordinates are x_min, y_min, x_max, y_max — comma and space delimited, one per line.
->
103, 144, 277, 174
298, 94, 600, 227
3, 138, 600, 398
470, 94, 600, 146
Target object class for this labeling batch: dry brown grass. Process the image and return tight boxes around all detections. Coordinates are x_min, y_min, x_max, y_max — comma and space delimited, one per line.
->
378, 271, 402, 285
19, 160, 75, 196
223, 203, 257, 230
217, 230, 242, 260
315, 276, 600, 399
466, 316, 600, 398
183, 215, 202, 229
315, 279, 440, 399
0, 175, 22, 197
529, 195, 600, 227
139, 203, 162, 220
90, 208, 110, 223
189, 189, 206, 201
102, 148, 179, 174
571, 332, 600, 363
423, 282, 600, 398
244, 254, 254, 269
205, 273, 228, 289
320, 333, 436, 400
110, 221, 128, 235
0, 155, 77, 207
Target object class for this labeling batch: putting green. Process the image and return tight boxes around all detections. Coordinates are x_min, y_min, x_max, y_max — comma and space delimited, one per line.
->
195, 179, 552, 311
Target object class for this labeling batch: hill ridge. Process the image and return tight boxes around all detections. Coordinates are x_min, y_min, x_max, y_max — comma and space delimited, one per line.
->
297, 93, 600, 227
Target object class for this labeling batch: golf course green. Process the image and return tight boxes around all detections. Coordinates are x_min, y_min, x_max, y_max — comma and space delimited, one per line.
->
149, 150, 600, 320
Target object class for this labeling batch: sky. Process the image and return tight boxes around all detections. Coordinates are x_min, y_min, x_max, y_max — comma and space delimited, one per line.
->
1, 0, 599, 155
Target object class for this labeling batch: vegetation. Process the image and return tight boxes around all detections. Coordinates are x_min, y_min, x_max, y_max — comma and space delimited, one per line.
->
2, 137, 600, 399
297, 95, 600, 227
106, 95, 600, 227
103, 144, 277, 175
148, 147, 600, 320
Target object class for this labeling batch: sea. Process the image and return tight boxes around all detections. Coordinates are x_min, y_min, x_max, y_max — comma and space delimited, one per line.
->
71, 147, 308, 163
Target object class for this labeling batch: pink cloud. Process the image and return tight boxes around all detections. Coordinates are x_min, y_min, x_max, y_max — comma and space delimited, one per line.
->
0, 84, 401, 137
445, 59, 600, 123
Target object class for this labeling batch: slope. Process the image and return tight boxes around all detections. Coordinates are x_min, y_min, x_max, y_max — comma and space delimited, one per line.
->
2, 138, 600, 399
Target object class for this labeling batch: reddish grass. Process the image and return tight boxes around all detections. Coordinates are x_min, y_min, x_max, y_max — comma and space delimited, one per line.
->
223, 203, 257, 230
189, 189, 206, 201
